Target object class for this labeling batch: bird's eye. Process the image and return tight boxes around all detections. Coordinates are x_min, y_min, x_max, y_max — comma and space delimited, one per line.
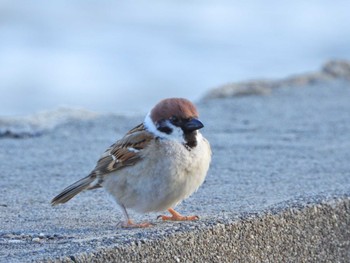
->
170, 116, 180, 124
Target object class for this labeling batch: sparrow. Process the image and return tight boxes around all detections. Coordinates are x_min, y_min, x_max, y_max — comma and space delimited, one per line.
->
51, 98, 211, 228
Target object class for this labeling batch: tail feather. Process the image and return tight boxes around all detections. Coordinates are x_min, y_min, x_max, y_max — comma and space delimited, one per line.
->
51, 175, 96, 205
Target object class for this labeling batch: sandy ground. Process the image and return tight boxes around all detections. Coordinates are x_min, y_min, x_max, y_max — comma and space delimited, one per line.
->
1, 65, 350, 262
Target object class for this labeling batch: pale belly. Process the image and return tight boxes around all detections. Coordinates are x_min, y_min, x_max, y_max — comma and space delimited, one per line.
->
102, 139, 211, 213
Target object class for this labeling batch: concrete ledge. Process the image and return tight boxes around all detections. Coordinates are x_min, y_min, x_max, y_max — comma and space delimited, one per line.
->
49, 196, 350, 262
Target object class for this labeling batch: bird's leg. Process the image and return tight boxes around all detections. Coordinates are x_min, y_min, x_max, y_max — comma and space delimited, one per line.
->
158, 208, 199, 221
119, 204, 152, 228
121, 219, 152, 228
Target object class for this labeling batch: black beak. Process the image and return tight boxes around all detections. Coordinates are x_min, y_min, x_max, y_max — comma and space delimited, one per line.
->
183, 118, 204, 132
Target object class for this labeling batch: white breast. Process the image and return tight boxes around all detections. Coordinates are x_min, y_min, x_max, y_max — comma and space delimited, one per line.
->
102, 133, 211, 213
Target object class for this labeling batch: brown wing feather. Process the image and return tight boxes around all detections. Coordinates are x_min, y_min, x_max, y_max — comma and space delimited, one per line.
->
51, 123, 152, 205
93, 123, 153, 176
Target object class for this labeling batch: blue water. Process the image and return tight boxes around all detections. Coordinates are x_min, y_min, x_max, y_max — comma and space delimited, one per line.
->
1, 1, 350, 116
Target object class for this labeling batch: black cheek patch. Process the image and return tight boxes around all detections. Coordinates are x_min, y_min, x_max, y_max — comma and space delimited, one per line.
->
158, 126, 172, 134
156, 120, 173, 134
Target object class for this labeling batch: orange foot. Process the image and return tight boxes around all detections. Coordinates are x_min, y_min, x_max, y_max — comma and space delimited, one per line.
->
157, 208, 199, 221
121, 219, 153, 228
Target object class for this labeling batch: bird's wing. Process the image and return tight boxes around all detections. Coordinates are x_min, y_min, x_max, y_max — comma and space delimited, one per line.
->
92, 123, 154, 177
51, 123, 154, 204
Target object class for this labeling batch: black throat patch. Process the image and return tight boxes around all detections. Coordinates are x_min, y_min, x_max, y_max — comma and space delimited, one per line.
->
184, 131, 197, 150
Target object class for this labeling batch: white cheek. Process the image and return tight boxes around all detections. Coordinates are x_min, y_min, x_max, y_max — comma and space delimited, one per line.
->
144, 113, 185, 143
164, 123, 185, 143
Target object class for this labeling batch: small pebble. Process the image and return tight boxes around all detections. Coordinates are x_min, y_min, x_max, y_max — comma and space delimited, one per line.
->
32, 237, 41, 242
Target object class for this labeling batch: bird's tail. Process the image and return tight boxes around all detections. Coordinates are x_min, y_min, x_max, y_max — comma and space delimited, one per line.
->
51, 175, 97, 206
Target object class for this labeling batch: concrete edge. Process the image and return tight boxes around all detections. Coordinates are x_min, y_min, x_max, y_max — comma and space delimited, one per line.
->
43, 195, 350, 262
202, 60, 350, 99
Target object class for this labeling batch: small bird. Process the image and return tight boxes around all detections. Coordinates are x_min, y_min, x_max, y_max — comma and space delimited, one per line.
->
51, 98, 211, 228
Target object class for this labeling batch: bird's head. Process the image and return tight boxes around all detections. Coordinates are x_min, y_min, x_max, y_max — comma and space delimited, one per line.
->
144, 98, 204, 145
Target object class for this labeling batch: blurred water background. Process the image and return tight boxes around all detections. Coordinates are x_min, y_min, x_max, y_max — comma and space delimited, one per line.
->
1, 1, 350, 116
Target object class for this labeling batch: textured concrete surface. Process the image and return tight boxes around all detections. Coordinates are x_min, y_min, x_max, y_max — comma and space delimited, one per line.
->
46, 197, 350, 262
1, 62, 350, 262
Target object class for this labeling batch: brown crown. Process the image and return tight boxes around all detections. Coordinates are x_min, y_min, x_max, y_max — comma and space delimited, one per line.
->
150, 98, 199, 122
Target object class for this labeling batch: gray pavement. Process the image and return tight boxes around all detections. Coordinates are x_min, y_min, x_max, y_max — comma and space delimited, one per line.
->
1, 63, 350, 262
